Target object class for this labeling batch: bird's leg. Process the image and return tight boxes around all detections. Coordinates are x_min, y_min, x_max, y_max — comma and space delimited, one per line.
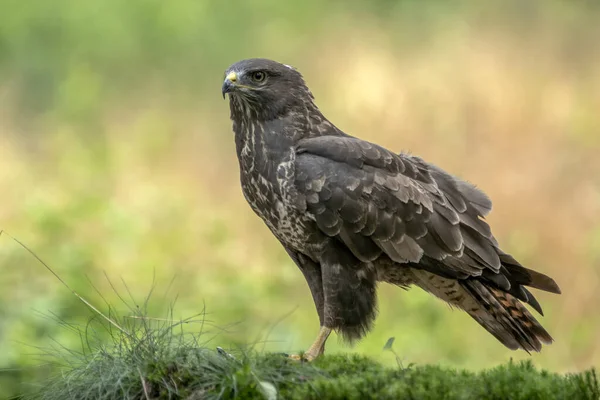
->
282, 249, 330, 361
288, 326, 332, 362
304, 326, 332, 361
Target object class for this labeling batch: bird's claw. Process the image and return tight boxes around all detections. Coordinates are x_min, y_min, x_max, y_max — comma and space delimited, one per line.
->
281, 352, 317, 362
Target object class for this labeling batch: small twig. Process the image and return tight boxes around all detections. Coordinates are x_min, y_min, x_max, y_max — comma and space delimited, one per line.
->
125, 315, 181, 322
1, 230, 130, 338
259, 305, 299, 353
383, 337, 412, 370
138, 367, 151, 400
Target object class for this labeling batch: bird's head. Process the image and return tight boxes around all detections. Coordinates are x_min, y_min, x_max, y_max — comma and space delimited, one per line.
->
222, 58, 314, 121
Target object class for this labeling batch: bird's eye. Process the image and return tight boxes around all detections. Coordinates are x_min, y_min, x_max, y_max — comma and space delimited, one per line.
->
251, 71, 266, 82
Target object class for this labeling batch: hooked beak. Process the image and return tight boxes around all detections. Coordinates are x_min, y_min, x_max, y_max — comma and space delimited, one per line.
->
222, 71, 237, 99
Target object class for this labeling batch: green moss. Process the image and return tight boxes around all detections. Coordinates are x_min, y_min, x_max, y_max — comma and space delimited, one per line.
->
23, 311, 599, 400
280, 356, 599, 400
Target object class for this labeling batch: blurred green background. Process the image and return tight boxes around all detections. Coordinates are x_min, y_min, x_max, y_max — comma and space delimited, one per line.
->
1, 0, 599, 397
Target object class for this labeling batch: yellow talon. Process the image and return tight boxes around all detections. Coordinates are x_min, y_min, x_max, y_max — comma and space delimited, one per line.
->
287, 353, 304, 361
287, 326, 332, 362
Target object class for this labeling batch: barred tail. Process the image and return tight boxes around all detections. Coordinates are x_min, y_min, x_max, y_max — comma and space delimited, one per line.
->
409, 269, 554, 352
462, 280, 553, 352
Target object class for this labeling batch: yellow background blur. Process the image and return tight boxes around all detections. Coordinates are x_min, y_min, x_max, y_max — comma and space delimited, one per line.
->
1, 1, 599, 397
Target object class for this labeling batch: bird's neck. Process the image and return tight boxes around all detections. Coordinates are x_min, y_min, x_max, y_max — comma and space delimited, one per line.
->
230, 98, 342, 177
231, 112, 296, 178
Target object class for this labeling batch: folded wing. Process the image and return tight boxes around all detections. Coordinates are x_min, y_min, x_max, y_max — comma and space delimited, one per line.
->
294, 135, 559, 314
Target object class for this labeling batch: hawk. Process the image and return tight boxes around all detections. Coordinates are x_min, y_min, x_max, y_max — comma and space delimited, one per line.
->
221, 58, 561, 361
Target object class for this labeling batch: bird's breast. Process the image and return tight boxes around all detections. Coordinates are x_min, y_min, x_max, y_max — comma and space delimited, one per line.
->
239, 160, 313, 252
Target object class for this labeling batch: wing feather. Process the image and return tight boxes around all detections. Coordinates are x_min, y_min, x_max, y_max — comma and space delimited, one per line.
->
293, 135, 538, 287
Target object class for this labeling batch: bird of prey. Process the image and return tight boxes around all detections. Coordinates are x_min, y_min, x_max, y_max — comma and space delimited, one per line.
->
221, 58, 561, 361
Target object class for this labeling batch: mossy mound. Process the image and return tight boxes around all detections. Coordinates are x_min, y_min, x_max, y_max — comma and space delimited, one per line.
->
26, 348, 598, 400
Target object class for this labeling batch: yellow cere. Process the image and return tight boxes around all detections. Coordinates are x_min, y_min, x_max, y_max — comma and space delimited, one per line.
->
226, 71, 237, 82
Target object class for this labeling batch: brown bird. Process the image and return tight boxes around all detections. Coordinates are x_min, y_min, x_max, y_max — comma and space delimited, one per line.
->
221, 58, 561, 361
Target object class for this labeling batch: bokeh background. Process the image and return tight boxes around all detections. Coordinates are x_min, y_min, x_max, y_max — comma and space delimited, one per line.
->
1, 0, 599, 397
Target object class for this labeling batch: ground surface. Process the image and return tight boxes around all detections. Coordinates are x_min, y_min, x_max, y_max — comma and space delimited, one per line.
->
25, 344, 599, 400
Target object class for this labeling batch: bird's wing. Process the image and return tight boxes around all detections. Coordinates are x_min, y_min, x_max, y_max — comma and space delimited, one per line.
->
293, 135, 500, 277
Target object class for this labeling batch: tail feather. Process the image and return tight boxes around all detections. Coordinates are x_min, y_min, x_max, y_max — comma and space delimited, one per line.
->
479, 252, 561, 316
498, 252, 561, 294
408, 269, 554, 352
520, 287, 543, 316
463, 280, 553, 352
